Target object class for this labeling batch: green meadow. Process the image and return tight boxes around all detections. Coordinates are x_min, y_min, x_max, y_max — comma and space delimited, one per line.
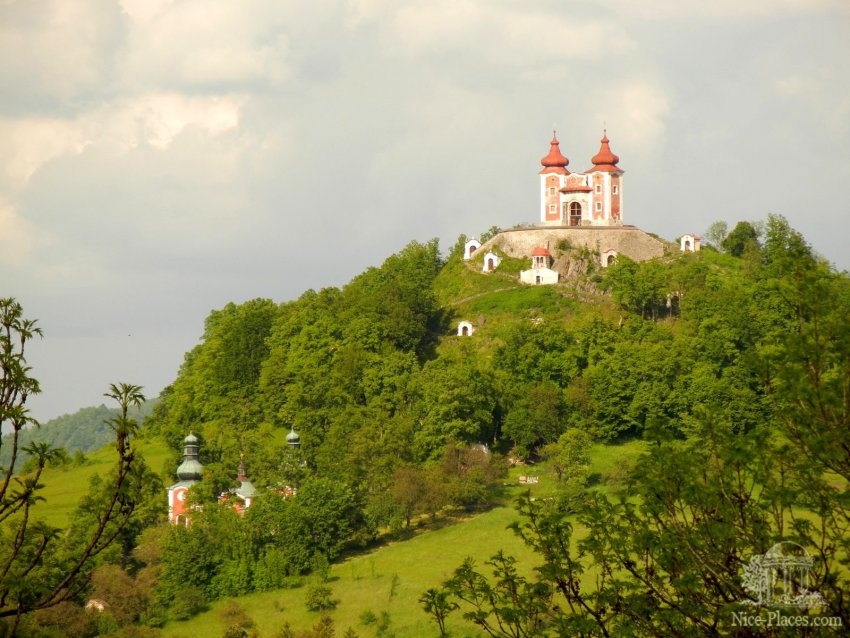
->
31, 431, 644, 637
156, 441, 644, 637
32, 438, 172, 528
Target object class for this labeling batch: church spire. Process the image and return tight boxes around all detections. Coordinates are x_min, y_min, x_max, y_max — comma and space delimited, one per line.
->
175, 432, 203, 481
237, 452, 248, 482
286, 426, 301, 447
588, 130, 622, 173
539, 131, 569, 174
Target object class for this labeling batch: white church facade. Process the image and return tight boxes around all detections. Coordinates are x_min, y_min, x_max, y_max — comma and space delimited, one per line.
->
538, 131, 623, 227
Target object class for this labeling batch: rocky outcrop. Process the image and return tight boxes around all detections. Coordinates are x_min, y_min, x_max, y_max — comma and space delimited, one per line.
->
482, 225, 667, 264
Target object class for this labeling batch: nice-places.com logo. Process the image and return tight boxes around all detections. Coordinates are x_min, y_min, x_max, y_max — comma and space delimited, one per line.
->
731, 542, 842, 629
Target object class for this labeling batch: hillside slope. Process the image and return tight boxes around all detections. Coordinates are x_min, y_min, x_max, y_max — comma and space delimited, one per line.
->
0, 400, 156, 468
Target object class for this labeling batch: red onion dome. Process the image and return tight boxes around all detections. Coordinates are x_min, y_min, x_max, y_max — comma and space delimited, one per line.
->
540, 132, 569, 173
589, 130, 621, 172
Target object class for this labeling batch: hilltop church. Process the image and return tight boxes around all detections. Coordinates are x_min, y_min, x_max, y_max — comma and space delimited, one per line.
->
464, 130, 675, 280
538, 131, 623, 227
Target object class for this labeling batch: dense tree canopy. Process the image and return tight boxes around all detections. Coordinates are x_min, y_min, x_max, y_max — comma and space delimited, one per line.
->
128, 216, 850, 633
424, 217, 850, 636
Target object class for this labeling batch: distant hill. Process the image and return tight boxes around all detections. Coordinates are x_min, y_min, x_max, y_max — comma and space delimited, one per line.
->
0, 400, 156, 469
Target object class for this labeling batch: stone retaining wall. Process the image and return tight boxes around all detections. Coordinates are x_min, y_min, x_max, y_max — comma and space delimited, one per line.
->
483, 225, 667, 263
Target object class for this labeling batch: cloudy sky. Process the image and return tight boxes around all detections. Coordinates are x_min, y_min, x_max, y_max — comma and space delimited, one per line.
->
2, 0, 848, 422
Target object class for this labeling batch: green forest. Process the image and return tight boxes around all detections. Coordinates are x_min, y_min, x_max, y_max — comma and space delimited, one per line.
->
3, 215, 850, 637
0, 402, 156, 470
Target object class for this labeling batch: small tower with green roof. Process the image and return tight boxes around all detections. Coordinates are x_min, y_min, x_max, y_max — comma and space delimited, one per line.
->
167, 432, 204, 525
286, 426, 300, 448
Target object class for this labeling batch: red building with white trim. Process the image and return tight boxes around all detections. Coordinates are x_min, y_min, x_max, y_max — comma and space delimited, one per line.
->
539, 131, 624, 227
167, 432, 203, 525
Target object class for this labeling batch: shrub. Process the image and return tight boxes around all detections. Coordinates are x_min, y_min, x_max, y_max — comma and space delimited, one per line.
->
304, 584, 337, 612
169, 586, 207, 621
219, 601, 254, 629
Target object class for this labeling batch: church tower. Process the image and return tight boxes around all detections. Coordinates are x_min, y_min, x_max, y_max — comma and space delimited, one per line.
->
539, 132, 569, 224
221, 453, 257, 515
585, 130, 624, 225
167, 432, 203, 525
538, 129, 624, 227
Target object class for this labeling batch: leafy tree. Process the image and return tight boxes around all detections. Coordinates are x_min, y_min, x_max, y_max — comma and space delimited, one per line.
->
222, 625, 252, 638
436, 443, 505, 511
427, 419, 797, 636
493, 323, 580, 388
219, 600, 255, 632
435, 552, 551, 637
541, 429, 591, 489
89, 564, 147, 625
304, 585, 337, 612
703, 220, 728, 248
291, 478, 359, 561
503, 382, 566, 458
419, 588, 457, 637
391, 466, 428, 528
600, 257, 671, 319
298, 615, 338, 638
168, 586, 207, 622
147, 298, 277, 453
760, 212, 812, 274
341, 239, 443, 356
575, 327, 682, 439
413, 348, 497, 459
0, 298, 149, 632
18, 601, 97, 638
721, 220, 760, 256
479, 225, 502, 243
155, 520, 219, 607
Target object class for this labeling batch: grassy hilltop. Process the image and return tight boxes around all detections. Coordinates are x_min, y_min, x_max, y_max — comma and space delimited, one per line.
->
19, 217, 850, 637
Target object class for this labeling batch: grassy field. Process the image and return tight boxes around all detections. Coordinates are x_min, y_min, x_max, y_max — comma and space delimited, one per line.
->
161, 440, 647, 638
32, 435, 171, 528
29, 422, 647, 637
161, 479, 544, 638
434, 252, 521, 309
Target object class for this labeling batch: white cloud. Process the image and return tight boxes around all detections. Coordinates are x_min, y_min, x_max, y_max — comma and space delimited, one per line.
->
117, 0, 174, 24
390, 1, 635, 65
94, 93, 245, 150
0, 93, 244, 191
593, 82, 672, 151
772, 67, 850, 136
344, 0, 393, 25
0, 198, 33, 264
0, 0, 122, 103
119, 0, 291, 91
0, 118, 89, 186
621, 0, 848, 19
